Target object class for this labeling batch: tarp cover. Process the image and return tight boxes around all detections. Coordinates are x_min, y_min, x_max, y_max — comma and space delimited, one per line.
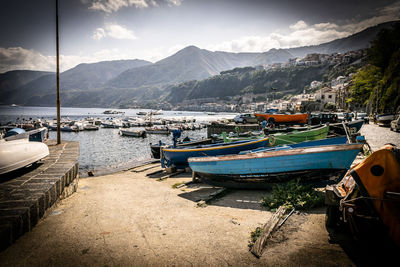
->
351, 144, 400, 244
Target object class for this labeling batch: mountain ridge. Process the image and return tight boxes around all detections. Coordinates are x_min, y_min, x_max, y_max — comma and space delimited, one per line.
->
0, 20, 398, 107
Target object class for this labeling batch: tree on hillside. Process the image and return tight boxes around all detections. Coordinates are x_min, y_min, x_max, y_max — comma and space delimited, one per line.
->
349, 22, 400, 113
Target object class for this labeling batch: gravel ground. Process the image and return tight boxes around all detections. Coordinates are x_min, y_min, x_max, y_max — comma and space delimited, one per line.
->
360, 123, 400, 152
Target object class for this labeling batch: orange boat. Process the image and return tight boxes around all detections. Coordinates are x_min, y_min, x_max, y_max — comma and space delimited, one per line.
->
254, 113, 308, 124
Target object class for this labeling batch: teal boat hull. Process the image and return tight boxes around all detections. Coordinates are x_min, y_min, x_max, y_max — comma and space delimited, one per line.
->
189, 142, 362, 189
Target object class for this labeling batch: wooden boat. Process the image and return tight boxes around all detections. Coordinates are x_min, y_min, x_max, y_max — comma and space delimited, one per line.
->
188, 140, 362, 189
161, 137, 269, 168
254, 113, 308, 124
270, 124, 329, 146
0, 138, 49, 175
325, 144, 400, 245
329, 119, 364, 135
150, 138, 215, 159
119, 128, 146, 137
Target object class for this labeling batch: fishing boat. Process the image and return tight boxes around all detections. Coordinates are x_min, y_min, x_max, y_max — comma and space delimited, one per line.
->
254, 113, 308, 124
188, 139, 362, 189
329, 119, 364, 135
119, 128, 146, 137
0, 138, 49, 175
325, 144, 400, 245
269, 124, 329, 146
150, 138, 215, 159
161, 137, 269, 168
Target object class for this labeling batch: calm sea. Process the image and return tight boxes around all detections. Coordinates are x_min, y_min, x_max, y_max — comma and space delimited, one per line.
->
0, 106, 235, 177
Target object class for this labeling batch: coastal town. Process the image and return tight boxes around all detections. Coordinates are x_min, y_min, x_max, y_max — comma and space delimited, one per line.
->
1, 0, 400, 266
143, 49, 370, 113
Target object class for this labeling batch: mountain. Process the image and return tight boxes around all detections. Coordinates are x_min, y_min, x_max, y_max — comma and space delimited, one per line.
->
106, 46, 259, 89
61, 59, 151, 91
0, 21, 397, 107
0, 59, 151, 106
0, 70, 52, 105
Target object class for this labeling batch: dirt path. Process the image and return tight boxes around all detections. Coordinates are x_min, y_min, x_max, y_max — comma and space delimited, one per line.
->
0, 167, 353, 266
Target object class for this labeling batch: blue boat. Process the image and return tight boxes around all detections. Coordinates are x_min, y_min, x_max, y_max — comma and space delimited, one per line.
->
161, 137, 269, 168
188, 139, 363, 189
329, 119, 364, 135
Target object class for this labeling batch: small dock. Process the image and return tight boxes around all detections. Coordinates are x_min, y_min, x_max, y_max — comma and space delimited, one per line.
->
207, 123, 261, 137
0, 140, 79, 251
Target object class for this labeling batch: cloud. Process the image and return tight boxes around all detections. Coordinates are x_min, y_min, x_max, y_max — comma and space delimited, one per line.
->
0, 47, 55, 73
207, 23, 351, 53
289, 20, 308, 31
0, 47, 149, 73
86, 0, 182, 13
342, 1, 400, 33
92, 23, 137, 40
207, 1, 400, 53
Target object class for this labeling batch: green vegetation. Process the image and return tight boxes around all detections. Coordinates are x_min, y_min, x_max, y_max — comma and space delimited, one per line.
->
172, 182, 185, 188
349, 22, 400, 113
166, 65, 329, 104
260, 179, 325, 210
248, 227, 263, 248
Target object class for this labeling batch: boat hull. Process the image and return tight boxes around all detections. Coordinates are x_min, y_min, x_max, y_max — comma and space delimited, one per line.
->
255, 113, 308, 124
271, 125, 329, 146
162, 137, 269, 168
189, 143, 362, 189
120, 129, 146, 137
0, 138, 49, 175
329, 120, 364, 135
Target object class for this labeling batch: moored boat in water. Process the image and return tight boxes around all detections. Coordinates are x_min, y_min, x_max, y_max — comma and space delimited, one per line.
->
188, 139, 362, 189
119, 128, 146, 137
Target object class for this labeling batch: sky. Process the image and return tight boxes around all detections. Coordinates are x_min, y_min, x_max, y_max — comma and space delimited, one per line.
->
0, 0, 399, 73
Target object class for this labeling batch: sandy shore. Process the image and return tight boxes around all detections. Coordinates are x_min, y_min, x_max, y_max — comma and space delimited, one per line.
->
0, 123, 398, 266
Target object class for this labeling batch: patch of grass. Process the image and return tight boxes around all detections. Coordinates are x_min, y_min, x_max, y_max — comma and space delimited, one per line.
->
196, 201, 207, 208
260, 179, 325, 210
172, 182, 185, 189
248, 227, 263, 248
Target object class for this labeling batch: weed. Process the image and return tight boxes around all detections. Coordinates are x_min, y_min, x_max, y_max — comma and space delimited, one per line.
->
172, 182, 185, 189
260, 179, 324, 210
248, 227, 263, 248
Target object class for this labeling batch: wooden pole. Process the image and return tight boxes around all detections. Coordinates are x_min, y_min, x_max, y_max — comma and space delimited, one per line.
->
56, 0, 61, 144
251, 206, 287, 258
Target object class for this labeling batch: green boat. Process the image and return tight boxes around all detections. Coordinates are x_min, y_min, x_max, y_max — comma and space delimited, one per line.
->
270, 124, 329, 146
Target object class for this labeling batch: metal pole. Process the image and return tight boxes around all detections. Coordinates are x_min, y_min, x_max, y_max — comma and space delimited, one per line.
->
56, 0, 61, 144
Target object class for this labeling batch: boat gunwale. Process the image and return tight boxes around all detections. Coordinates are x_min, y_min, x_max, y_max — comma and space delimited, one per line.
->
188, 143, 363, 163
162, 137, 269, 153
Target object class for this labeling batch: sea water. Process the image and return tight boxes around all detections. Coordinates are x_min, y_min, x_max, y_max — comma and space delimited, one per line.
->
0, 106, 235, 176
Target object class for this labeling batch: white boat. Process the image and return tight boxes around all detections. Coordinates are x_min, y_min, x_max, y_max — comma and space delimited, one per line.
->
0, 138, 49, 175
145, 126, 170, 134
377, 114, 395, 125
119, 128, 146, 137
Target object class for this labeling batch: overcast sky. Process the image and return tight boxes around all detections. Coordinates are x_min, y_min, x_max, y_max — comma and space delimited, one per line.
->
0, 0, 399, 73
